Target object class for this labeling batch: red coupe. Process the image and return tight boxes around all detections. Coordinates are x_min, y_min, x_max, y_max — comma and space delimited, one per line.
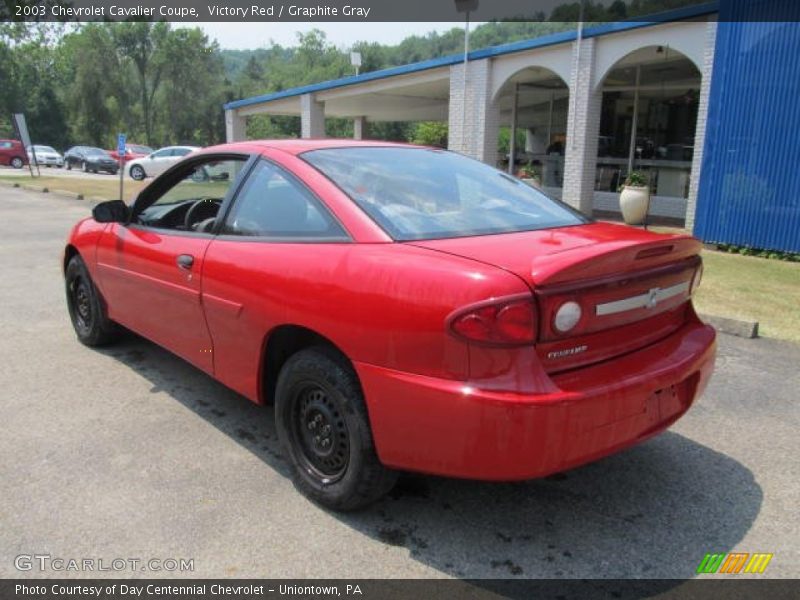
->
64, 140, 716, 510
108, 144, 154, 163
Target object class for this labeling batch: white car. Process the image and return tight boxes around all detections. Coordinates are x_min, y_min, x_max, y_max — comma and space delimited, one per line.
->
126, 146, 200, 180
27, 145, 63, 168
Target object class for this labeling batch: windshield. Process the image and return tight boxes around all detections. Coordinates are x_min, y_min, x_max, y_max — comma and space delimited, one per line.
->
33, 146, 56, 153
85, 148, 109, 157
302, 147, 587, 241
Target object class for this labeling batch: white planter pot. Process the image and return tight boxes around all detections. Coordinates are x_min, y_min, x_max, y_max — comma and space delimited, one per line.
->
619, 185, 651, 225
521, 177, 542, 189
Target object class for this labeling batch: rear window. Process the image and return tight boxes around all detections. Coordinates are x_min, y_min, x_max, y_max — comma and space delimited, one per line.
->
302, 147, 586, 241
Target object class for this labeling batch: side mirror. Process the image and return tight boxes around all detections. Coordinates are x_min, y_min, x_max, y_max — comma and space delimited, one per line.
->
92, 200, 129, 223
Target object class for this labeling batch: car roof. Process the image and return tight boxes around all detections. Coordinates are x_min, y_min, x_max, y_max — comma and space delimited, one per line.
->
200, 139, 425, 157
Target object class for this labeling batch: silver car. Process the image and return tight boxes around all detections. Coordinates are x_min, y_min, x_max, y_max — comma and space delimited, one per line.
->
27, 145, 64, 168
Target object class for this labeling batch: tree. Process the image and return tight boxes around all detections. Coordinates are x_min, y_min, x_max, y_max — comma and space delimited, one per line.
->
112, 22, 169, 146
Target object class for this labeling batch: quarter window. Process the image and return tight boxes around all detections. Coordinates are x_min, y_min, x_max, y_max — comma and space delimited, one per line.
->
222, 160, 347, 240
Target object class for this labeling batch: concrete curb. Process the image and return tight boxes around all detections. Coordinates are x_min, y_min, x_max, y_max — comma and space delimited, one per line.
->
50, 189, 84, 200
700, 313, 759, 339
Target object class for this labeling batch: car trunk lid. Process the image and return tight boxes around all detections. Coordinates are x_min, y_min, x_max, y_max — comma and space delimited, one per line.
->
409, 222, 703, 372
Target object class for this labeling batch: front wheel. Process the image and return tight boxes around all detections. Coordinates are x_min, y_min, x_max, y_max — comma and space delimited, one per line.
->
10, 156, 24, 169
66, 161, 72, 170
275, 347, 397, 511
65, 255, 119, 346
129, 165, 145, 181
81, 161, 88, 173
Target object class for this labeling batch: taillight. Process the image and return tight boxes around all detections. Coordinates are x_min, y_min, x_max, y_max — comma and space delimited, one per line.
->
448, 296, 536, 346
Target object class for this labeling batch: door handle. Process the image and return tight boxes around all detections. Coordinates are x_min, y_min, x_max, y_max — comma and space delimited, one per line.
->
176, 254, 194, 270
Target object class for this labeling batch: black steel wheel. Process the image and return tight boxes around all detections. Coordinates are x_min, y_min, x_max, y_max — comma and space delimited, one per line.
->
292, 384, 350, 481
65, 255, 118, 346
275, 347, 397, 511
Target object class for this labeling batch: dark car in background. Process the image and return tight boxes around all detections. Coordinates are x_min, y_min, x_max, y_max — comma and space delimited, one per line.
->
0, 139, 28, 169
64, 146, 119, 175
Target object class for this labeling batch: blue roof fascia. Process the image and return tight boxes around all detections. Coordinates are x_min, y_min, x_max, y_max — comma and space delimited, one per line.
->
224, 1, 719, 111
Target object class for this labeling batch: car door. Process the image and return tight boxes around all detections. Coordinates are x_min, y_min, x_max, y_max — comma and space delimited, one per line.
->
201, 157, 351, 402
95, 154, 251, 374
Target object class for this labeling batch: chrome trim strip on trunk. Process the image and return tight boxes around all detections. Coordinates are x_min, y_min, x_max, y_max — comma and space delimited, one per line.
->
595, 281, 690, 316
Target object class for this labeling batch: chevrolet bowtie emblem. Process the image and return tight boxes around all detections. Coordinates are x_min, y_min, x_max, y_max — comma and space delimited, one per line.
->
646, 288, 660, 309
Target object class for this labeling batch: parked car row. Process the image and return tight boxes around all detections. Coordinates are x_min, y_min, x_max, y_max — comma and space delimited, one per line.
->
1, 138, 202, 178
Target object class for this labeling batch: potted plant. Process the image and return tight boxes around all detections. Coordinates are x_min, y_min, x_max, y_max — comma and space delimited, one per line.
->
619, 171, 651, 226
517, 162, 542, 188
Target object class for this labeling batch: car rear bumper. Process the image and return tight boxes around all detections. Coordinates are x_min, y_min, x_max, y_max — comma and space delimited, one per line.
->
356, 320, 716, 480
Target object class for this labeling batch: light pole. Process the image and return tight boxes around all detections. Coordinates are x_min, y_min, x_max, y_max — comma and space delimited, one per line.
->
455, 0, 478, 153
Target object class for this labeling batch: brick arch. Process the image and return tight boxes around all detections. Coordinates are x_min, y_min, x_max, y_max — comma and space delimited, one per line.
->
592, 22, 706, 91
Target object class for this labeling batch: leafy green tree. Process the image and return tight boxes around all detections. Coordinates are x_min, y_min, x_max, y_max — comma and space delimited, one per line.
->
112, 22, 169, 146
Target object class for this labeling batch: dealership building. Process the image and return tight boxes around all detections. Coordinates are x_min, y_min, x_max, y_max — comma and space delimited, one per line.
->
224, 2, 800, 253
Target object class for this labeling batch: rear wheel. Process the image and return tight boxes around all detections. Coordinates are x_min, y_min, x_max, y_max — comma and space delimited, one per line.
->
10, 156, 23, 169
275, 347, 397, 511
65, 255, 118, 346
130, 165, 145, 181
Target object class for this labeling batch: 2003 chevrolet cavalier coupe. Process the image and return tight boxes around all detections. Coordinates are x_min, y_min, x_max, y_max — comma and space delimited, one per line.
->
64, 140, 716, 510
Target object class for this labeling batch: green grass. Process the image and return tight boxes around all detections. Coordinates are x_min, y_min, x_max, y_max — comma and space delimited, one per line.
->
650, 225, 800, 343
3, 174, 148, 202
693, 251, 800, 343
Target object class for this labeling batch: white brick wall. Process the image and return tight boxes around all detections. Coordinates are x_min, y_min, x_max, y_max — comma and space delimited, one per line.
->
448, 59, 500, 164
300, 94, 325, 138
685, 21, 718, 232
562, 37, 601, 215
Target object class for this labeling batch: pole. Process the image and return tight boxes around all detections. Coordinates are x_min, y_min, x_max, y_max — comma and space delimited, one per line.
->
508, 83, 518, 174
627, 64, 642, 175
461, 10, 470, 153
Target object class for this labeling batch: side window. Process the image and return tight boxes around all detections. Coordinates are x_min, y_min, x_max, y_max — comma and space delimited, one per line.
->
151, 149, 171, 158
172, 148, 191, 157
0, 142, 12, 149
136, 158, 246, 232
222, 160, 347, 240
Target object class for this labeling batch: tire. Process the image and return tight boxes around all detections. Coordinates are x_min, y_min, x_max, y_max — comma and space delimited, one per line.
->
65, 255, 119, 347
129, 165, 145, 181
10, 156, 24, 169
275, 347, 397, 511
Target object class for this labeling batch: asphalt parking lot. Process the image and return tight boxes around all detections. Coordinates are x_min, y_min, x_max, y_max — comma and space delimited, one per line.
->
1, 186, 798, 581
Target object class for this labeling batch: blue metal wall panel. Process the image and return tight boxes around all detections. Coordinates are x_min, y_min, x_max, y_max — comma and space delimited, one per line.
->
695, 5, 800, 253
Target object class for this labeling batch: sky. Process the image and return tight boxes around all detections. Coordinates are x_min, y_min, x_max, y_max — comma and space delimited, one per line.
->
191, 22, 471, 50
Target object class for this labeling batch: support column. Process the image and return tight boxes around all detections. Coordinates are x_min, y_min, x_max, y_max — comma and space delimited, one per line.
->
300, 94, 325, 139
448, 59, 500, 165
353, 116, 367, 140
562, 37, 601, 216
225, 109, 246, 142
686, 21, 718, 232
